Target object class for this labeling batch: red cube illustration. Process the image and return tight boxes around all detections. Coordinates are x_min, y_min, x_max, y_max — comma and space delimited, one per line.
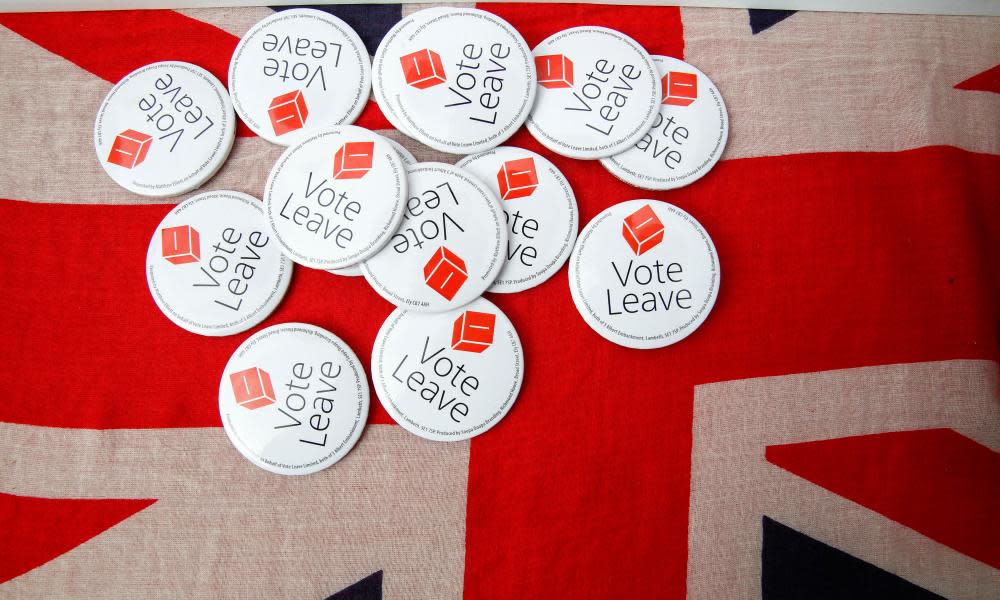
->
451, 310, 496, 353
400, 49, 446, 89
662, 71, 698, 106
536, 54, 573, 89
268, 90, 309, 136
496, 157, 539, 200
423, 246, 468, 301
107, 129, 152, 169
230, 367, 276, 410
161, 225, 201, 265
333, 141, 375, 180
622, 204, 664, 256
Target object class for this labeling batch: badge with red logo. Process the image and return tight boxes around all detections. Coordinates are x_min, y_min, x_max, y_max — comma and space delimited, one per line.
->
526, 27, 661, 160
146, 191, 293, 337
372, 7, 536, 154
228, 8, 371, 146
601, 56, 729, 190
457, 146, 579, 293
372, 297, 523, 441
568, 199, 720, 349
94, 61, 235, 197
263, 126, 407, 269
362, 162, 506, 312
219, 323, 369, 475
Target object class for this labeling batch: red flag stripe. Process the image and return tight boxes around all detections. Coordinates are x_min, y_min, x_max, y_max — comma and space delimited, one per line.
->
0, 492, 156, 584
767, 429, 1000, 569
461, 143, 1000, 599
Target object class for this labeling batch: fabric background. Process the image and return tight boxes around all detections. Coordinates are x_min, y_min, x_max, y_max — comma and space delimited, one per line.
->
0, 4, 997, 599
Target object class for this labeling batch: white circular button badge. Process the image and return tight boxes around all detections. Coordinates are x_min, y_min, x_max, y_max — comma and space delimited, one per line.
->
526, 27, 661, 159
220, 323, 369, 475
146, 190, 292, 336
264, 125, 407, 269
228, 9, 371, 146
457, 146, 578, 293
601, 56, 728, 190
569, 199, 720, 349
372, 297, 523, 441
373, 7, 536, 154
362, 162, 507, 312
95, 61, 236, 197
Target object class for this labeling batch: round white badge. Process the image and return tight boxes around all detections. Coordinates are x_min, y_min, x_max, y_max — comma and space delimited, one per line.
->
601, 56, 728, 189
373, 7, 536, 154
326, 134, 415, 278
95, 61, 235, 197
569, 199, 719, 349
264, 125, 407, 269
146, 190, 292, 336
220, 323, 369, 475
457, 146, 578, 292
372, 297, 523, 441
362, 162, 506, 312
526, 27, 660, 159
228, 9, 371, 146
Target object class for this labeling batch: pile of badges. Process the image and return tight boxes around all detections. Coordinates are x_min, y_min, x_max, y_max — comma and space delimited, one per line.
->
94, 8, 728, 475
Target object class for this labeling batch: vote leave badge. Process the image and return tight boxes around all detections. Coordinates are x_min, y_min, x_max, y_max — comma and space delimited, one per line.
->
457, 146, 579, 293
264, 126, 407, 269
146, 190, 293, 336
569, 199, 720, 349
372, 297, 523, 441
373, 7, 536, 154
326, 134, 417, 278
526, 27, 660, 159
228, 8, 371, 146
220, 323, 369, 475
601, 56, 729, 190
362, 162, 507, 312
95, 61, 235, 197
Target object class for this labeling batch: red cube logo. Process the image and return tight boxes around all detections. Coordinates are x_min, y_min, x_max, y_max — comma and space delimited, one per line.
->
333, 141, 375, 180
536, 54, 573, 89
496, 157, 539, 200
662, 71, 698, 106
400, 49, 446, 89
451, 310, 496, 353
230, 367, 276, 410
161, 225, 201, 265
107, 129, 152, 169
622, 204, 664, 256
424, 246, 468, 301
268, 90, 309, 136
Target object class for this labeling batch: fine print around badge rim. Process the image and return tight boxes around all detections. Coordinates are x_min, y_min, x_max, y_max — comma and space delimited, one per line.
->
263, 125, 407, 270
228, 8, 371, 146
220, 322, 370, 475
569, 199, 720, 350
362, 161, 507, 313
95, 61, 236, 197
526, 27, 661, 160
146, 190, 293, 336
373, 7, 536, 154
371, 297, 524, 442
457, 146, 579, 293
601, 56, 729, 190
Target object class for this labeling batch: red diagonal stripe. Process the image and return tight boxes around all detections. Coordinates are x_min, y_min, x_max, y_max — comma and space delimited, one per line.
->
955, 63, 1000, 94
0, 10, 255, 137
0, 492, 156, 583
767, 429, 1000, 568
